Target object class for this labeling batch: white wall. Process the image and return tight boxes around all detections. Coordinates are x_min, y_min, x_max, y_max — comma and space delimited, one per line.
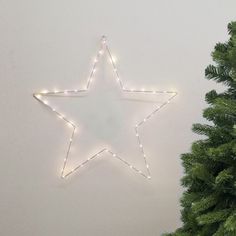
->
0, 1, 235, 235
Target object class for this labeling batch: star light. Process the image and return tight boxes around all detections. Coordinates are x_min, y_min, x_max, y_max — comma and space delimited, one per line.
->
33, 35, 178, 180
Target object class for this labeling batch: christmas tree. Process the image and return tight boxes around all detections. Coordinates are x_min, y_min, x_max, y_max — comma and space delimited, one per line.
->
164, 21, 236, 236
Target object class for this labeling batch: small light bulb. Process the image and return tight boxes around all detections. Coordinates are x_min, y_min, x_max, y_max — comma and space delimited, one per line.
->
111, 56, 116, 63
139, 144, 143, 148
36, 94, 42, 99
99, 50, 103, 55
112, 154, 116, 157
147, 176, 151, 179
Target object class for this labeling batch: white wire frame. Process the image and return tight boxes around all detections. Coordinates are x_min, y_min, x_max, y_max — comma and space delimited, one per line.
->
33, 36, 178, 180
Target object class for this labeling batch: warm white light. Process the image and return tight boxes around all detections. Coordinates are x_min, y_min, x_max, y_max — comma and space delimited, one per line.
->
67, 122, 73, 127
111, 56, 116, 63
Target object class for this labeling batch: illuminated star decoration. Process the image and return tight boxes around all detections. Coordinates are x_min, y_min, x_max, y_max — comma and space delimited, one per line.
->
33, 36, 177, 180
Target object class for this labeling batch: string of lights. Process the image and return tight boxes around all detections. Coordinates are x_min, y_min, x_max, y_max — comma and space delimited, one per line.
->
33, 35, 177, 180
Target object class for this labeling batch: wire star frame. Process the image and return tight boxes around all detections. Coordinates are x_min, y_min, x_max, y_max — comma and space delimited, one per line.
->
33, 36, 177, 180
